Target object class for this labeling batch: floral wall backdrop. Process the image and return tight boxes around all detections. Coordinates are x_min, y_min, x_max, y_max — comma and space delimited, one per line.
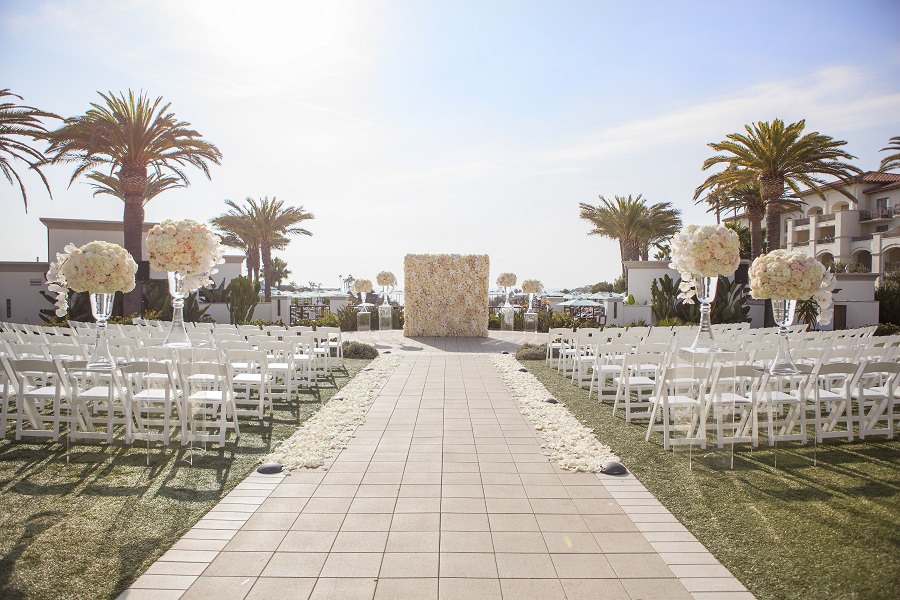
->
404, 254, 490, 337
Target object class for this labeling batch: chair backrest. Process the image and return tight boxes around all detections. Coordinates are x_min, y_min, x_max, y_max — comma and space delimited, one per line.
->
173, 348, 220, 363
7, 343, 49, 360
177, 361, 232, 393
225, 349, 268, 374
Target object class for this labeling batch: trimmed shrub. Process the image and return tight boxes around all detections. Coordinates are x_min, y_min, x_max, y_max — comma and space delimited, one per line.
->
515, 343, 546, 360
342, 341, 379, 359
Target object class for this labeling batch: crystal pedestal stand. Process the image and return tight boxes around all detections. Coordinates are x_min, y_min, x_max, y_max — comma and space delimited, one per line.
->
357, 309, 371, 334
690, 276, 718, 352
501, 287, 514, 332
524, 293, 538, 338
379, 288, 392, 334
769, 299, 799, 375
164, 271, 192, 348
86, 292, 116, 370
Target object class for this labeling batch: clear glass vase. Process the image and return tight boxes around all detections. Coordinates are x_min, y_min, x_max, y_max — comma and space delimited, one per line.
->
87, 292, 116, 370
690, 276, 718, 352
770, 299, 799, 374
164, 271, 192, 348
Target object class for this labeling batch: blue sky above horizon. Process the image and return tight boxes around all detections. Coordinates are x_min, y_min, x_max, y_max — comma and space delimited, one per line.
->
2, 0, 899, 289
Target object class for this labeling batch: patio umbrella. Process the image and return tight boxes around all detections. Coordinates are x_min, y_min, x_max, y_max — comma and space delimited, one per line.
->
560, 299, 602, 307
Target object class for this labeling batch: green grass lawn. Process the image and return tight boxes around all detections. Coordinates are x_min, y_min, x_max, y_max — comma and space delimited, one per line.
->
524, 360, 900, 600
0, 358, 370, 600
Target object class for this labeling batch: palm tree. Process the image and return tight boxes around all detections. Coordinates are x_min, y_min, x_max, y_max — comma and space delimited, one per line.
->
579, 195, 682, 272
694, 119, 861, 252
699, 182, 802, 260
879, 136, 900, 172
639, 201, 682, 260
269, 257, 291, 287
44, 90, 222, 315
0, 89, 58, 209
212, 203, 262, 282
85, 171, 185, 206
220, 197, 314, 302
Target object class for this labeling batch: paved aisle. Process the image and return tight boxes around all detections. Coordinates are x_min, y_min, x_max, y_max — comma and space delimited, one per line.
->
122, 349, 752, 600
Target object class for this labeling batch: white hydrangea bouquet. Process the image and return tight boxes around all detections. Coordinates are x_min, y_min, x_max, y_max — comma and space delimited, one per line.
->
521, 279, 543, 294
376, 271, 397, 305
47, 241, 138, 316
749, 249, 834, 325
496, 272, 516, 288
521, 279, 543, 313
669, 224, 741, 303
352, 278, 373, 294
146, 219, 225, 291
376, 271, 397, 287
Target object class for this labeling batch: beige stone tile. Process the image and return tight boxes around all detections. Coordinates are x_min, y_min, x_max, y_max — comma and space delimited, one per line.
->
260, 552, 327, 578
487, 513, 539, 532
440, 531, 494, 553
389, 512, 440, 531
319, 552, 383, 578
181, 576, 256, 600
203, 551, 271, 577
620, 578, 693, 600
438, 578, 502, 600
543, 531, 602, 554
385, 531, 440, 553
331, 530, 389, 553
224, 530, 286, 552
550, 553, 616, 579
581, 514, 638, 533
394, 497, 442, 513
379, 552, 439, 578
484, 498, 532, 513
491, 531, 548, 553
499, 578, 567, 600
594, 532, 655, 554
606, 553, 676, 578
291, 513, 345, 531
441, 512, 490, 531
439, 552, 498, 578
494, 553, 557, 578
302, 497, 353, 513
245, 577, 316, 600
277, 530, 337, 553
374, 578, 438, 600
559, 578, 631, 600
309, 577, 377, 600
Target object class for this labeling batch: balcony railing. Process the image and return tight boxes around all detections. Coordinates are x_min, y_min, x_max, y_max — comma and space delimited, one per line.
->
884, 230, 900, 239
818, 214, 836, 222
852, 234, 874, 242
817, 237, 836, 244
859, 209, 894, 221
793, 217, 810, 226
792, 240, 809, 247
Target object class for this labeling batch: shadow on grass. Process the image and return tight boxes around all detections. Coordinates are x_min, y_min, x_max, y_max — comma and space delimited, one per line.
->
0, 358, 372, 600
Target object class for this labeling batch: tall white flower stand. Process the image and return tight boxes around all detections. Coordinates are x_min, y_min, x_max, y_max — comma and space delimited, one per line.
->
378, 304, 392, 333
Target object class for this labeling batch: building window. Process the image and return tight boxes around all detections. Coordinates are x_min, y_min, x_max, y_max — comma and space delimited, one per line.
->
876, 197, 889, 214
6, 299, 10, 319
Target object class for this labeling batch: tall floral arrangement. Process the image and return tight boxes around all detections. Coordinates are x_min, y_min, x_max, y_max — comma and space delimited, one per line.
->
352, 278, 373, 294
496, 272, 516, 288
669, 224, 740, 302
521, 279, 543, 294
146, 219, 225, 291
47, 241, 138, 316
749, 249, 833, 324
376, 271, 397, 287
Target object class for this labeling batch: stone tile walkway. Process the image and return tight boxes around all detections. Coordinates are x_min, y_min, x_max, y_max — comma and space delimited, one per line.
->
119, 339, 753, 600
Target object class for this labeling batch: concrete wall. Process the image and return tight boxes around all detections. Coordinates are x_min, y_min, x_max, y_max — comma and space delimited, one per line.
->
0, 263, 50, 323
623, 261, 681, 305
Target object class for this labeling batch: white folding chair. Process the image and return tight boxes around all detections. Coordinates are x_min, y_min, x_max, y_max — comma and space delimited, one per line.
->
62, 361, 124, 444
11, 358, 67, 442
178, 362, 239, 447
646, 364, 716, 450
613, 352, 665, 423
225, 349, 272, 422
805, 362, 859, 443
588, 343, 632, 400
706, 364, 767, 448
119, 360, 182, 446
852, 361, 900, 439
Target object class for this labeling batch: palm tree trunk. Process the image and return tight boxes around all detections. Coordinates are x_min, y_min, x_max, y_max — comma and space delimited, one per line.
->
120, 164, 147, 317
749, 219, 763, 260
261, 241, 272, 302
621, 239, 640, 262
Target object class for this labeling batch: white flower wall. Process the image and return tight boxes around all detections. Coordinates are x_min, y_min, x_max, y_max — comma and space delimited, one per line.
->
404, 254, 490, 337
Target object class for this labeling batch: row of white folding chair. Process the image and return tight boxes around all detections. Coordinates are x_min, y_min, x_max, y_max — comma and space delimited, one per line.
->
644, 358, 900, 450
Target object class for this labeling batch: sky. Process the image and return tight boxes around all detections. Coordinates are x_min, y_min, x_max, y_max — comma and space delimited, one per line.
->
2, 0, 900, 291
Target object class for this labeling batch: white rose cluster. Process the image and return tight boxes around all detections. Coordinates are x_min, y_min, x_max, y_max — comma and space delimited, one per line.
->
521, 279, 543, 294
146, 219, 225, 291
750, 249, 834, 324
46, 241, 138, 317
404, 254, 490, 337
352, 278, 373, 294
496, 272, 516, 288
376, 271, 397, 287
670, 224, 741, 278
